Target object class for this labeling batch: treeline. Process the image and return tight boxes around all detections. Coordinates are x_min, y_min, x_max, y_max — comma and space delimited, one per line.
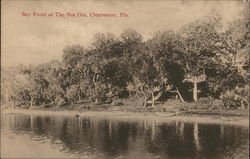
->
1, 14, 249, 109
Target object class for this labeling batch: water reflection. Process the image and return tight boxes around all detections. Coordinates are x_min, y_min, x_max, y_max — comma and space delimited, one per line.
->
1, 114, 249, 159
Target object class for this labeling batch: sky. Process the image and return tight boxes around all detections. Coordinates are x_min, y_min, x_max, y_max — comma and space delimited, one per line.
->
1, 0, 248, 67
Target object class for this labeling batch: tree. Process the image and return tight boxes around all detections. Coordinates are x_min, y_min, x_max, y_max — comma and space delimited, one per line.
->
102, 58, 130, 97
218, 15, 249, 109
61, 45, 89, 102
62, 45, 86, 68
179, 14, 231, 102
1, 12, 248, 110
146, 31, 186, 103
88, 33, 125, 103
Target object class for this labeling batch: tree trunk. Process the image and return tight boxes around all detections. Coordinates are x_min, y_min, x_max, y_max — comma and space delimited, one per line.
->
151, 91, 155, 107
142, 91, 148, 107
95, 98, 99, 103
170, 89, 185, 103
193, 76, 198, 102
78, 90, 81, 101
241, 99, 245, 109
136, 92, 144, 107
12, 100, 15, 109
176, 88, 185, 103
144, 97, 147, 107
30, 97, 33, 107
154, 91, 163, 101
143, 96, 148, 107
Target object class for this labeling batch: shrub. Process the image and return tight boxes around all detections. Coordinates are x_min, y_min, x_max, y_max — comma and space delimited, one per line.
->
65, 85, 80, 103
221, 85, 249, 109
55, 96, 67, 106
94, 84, 109, 103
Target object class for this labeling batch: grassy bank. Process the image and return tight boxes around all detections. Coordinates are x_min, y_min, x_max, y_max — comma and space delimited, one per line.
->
2, 104, 249, 127
2, 98, 249, 126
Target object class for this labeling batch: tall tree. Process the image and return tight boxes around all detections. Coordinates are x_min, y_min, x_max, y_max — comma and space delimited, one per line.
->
179, 14, 230, 102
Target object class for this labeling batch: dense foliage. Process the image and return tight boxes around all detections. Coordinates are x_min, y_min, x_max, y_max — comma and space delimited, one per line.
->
1, 14, 249, 109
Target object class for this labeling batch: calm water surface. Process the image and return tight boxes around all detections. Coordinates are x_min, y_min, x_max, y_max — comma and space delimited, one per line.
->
1, 113, 249, 159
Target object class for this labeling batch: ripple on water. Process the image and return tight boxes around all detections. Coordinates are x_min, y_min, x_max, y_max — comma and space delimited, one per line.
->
1, 113, 249, 159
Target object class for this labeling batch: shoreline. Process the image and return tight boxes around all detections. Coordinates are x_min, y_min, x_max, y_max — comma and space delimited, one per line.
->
1, 108, 249, 127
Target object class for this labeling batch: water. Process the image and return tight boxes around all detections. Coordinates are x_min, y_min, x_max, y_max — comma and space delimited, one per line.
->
1, 113, 249, 159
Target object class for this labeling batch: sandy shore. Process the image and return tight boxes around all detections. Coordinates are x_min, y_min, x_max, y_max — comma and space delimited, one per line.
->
2, 109, 249, 127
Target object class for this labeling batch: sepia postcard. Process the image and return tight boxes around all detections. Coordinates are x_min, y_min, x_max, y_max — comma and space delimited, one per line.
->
1, 0, 249, 159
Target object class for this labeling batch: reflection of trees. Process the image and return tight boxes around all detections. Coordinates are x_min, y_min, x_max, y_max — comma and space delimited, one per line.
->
199, 125, 222, 158
143, 122, 197, 158
193, 122, 201, 152
37, 117, 139, 157
141, 121, 249, 159
3, 114, 32, 133
195, 124, 249, 158
4, 114, 249, 159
